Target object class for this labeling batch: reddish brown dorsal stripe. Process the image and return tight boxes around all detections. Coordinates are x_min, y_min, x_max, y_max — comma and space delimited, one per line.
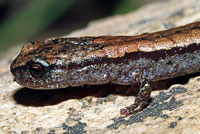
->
86, 22, 200, 58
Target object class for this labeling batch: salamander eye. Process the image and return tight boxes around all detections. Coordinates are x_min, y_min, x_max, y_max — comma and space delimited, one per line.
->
30, 63, 46, 77
29, 59, 49, 78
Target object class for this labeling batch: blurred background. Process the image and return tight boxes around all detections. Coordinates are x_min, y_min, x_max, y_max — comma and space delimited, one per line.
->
0, 0, 160, 56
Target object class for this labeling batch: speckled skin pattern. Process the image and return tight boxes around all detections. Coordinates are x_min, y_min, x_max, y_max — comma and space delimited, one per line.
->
10, 21, 200, 115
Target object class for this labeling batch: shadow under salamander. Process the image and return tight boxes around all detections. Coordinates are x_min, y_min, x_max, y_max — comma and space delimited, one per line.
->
13, 84, 133, 106
13, 73, 200, 107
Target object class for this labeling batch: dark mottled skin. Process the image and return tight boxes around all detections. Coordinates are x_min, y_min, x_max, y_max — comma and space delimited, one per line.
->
10, 21, 200, 116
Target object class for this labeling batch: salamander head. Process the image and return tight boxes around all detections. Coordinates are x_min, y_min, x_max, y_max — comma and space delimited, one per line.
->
10, 40, 73, 89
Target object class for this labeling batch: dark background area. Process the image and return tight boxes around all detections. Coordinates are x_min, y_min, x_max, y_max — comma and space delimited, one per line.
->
0, 0, 159, 56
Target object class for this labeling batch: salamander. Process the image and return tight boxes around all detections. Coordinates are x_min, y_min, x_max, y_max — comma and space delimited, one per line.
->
10, 21, 200, 116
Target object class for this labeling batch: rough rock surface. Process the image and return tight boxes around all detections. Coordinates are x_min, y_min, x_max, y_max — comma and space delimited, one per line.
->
1, 0, 200, 133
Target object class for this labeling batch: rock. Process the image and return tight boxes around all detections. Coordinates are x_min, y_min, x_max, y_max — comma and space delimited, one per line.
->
1, 0, 200, 133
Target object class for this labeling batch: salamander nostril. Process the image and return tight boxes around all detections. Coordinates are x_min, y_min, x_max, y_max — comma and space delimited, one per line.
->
15, 70, 21, 79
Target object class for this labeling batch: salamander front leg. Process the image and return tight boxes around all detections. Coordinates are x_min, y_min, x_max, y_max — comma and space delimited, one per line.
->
120, 75, 152, 116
